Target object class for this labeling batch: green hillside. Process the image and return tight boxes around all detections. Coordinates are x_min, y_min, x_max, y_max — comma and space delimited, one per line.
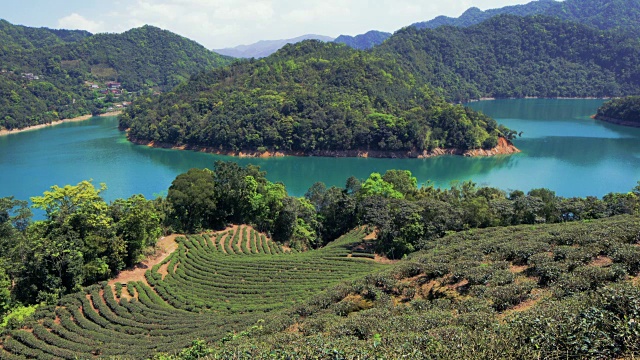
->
0, 19, 91, 51
0, 227, 384, 358
0, 21, 232, 131
206, 216, 640, 359
343, 0, 640, 50
120, 41, 515, 155
1, 164, 639, 358
377, 15, 640, 101
596, 96, 640, 126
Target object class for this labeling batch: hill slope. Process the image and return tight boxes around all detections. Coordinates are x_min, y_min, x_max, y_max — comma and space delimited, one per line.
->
2, 215, 639, 358
0, 227, 384, 358
0, 21, 232, 131
340, 0, 640, 50
0, 19, 91, 51
120, 40, 516, 156
376, 15, 640, 101
204, 216, 640, 359
214, 34, 334, 58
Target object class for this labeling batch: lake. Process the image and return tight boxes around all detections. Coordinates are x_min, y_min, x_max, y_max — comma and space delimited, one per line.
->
1, 99, 639, 205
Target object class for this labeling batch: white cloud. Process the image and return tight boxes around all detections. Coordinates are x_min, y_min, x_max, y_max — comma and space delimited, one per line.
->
53, 0, 535, 48
57, 13, 105, 33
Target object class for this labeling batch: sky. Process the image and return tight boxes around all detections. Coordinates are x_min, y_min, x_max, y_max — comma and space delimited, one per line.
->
2, 0, 534, 49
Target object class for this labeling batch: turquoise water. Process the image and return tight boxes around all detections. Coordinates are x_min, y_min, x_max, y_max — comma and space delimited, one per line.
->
1, 99, 639, 204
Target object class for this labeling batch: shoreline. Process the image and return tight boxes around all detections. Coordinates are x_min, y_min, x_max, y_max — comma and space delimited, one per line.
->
128, 136, 520, 159
592, 115, 640, 128
465, 96, 612, 103
0, 111, 122, 137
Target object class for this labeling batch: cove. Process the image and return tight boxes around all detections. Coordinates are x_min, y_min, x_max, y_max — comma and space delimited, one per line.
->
1, 99, 639, 205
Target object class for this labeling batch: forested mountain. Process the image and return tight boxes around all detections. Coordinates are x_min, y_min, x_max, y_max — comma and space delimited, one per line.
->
341, 0, 640, 50
376, 15, 640, 101
417, 0, 640, 32
121, 14, 640, 152
120, 40, 515, 155
412, 0, 557, 29
0, 21, 232, 131
0, 19, 91, 51
334, 30, 392, 50
214, 34, 334, 58
596, 96, 640, 126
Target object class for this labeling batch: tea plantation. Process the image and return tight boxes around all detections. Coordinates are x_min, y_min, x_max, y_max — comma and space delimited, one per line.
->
0, 226, 385, 359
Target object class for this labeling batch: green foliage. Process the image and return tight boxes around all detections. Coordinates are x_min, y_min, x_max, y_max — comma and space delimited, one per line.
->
121, 41, 509, 154
167, 168, 217, 233
0, 20, 232, 131
201, 216, 640, 359
378, 15, 640, 101
596, 96, 640, 125
1, 304, 37, 329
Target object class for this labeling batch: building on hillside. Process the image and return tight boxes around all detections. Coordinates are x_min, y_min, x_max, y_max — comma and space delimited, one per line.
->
106, 82, 121, 89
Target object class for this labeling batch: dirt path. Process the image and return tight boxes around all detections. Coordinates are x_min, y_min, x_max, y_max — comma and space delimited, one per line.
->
108, 234, 180, 286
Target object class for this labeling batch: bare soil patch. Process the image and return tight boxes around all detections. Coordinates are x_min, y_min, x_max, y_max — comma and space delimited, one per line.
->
158, 262, 170, 280
509, 265, 529, 274
108, 234, 180, 286
374, 254, 399, 265
364, 230, 377, 240
500, 289, 550, 319
590, 256, 613, 267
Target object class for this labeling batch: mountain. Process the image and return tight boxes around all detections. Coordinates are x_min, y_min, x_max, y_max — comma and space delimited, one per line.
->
0, 19, 91, 51
333, 30, 392, 50
412, 0, 557, 29
374, 14, 640, 101
338, 0, 640, 50
214, 34, 334, 58
0, 21, 232, 131
120, 40, 515, 156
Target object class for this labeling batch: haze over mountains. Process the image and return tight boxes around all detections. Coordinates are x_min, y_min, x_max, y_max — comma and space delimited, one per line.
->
213, 34, 334, 58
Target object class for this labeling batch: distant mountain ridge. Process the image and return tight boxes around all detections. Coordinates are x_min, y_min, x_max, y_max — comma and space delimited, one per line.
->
333, 31, 392, 50
214, 34, 334, 58
412, 0, 558, 29
337, 0, 640, 50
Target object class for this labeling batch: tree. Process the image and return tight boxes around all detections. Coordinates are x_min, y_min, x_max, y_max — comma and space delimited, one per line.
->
0, 263, 11, 317
382, 170, 418, 197
167, 168, 217, 233
110, 195, 162, 266
31, 180, 107, 225
358, 173, 404, 200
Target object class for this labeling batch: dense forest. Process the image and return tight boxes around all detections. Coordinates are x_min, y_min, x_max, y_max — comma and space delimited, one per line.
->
596, 96, 640, 126
0, 21, 231, 131
377, 15, 640, 101
0, 163, 639, 358
344, 0, 640, 50
120, 41, 515, 154
121, 14, 640, 154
